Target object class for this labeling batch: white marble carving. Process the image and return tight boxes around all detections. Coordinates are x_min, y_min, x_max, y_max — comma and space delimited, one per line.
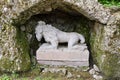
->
36, 45, 89, 67
35, 21, 89, 67
35, 21, 85, 49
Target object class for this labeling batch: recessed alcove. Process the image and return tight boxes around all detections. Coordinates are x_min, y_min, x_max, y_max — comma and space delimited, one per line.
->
22, 9, 94, 67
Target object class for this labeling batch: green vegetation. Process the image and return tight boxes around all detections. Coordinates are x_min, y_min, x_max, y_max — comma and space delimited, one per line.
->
98, 0, 120, 7
0, 74, 54, 80
0, 64, 93, 80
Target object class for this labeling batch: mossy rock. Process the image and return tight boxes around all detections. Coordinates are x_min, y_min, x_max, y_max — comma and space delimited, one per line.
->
90, 22, 120, 79
0, 23, 31, 72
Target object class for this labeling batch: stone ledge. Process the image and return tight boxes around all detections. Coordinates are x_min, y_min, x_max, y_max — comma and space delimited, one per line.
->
37, 61, 89, 67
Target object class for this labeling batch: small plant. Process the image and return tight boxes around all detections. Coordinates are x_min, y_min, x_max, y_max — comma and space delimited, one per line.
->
0, 74, 11, 80
98, 0, 120, 7
11, 73, 19, 79
34, 76, 42, 80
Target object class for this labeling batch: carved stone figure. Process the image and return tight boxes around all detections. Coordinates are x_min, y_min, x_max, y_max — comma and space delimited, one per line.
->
35, 21, 85, 49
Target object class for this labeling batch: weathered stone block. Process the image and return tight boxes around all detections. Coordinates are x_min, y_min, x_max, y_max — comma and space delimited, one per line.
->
36, 44, 89, 67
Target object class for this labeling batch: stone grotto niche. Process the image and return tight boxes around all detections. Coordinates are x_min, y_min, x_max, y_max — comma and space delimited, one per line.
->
23, 10, 94, 67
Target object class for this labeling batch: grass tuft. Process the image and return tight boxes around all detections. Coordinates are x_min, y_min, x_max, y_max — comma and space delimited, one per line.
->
98, 0, 120, 7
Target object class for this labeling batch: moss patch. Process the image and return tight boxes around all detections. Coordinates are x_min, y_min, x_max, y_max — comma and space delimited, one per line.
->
15, 27, 31, 71
0, 64, 93, 80
90, 23, 120, 79
0, 23, 31, 72
102, 53, 120, 79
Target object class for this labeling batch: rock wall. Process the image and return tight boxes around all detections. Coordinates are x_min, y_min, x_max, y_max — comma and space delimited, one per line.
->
0, 0, 120, 79
90, 12, 120, 79
0, 21, 31, 72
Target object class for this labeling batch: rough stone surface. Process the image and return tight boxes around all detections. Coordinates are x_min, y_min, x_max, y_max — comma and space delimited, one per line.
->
66, 72, 73, 78
0, 22, 31, 72
42, 68, 67, 76
59, 0, 110, 24
0, 0, 119, 79
90, 13, 120, 79
89, 64, 103, 80
89, 69, 96, 75
93, 64, 100, 72
6, 0, 110, 25
0, 0, 110, 25
93, 75, 103, 80
39, 66, 92, 79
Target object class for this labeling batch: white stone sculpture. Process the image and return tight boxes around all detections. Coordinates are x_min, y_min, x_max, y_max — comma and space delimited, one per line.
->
35, 21, 85, 49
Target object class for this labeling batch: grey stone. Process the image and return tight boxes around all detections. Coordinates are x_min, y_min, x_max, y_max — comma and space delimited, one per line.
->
93, 75, 103, 80
89, 69, 96, 75
0, 1, 119, 79
0, 0, 110, 25
89, 67, 103, 80
90, 14, 120, 78
20, 26, 26, 31
42, 68, 67, 75
66, 72, 73, 78
37, 44, 89, 67
27, 33, 32, 43
76, 75, 81, 78
93, 64, 100, 72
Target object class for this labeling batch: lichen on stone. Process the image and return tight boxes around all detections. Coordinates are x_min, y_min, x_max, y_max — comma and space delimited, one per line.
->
90, 21, 120, 79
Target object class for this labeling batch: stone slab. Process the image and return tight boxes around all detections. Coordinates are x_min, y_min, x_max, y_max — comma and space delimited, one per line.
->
36, 44, 89, 67
37, 60, 89, 67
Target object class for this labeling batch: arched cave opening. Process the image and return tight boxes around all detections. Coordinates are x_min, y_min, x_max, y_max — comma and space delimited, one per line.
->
21, 9, 95, 67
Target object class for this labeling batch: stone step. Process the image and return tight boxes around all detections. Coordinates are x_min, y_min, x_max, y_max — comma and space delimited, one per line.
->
37, 60, 89, 67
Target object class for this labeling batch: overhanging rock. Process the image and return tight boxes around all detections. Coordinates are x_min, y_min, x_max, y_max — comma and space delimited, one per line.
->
9, 0, 111, 25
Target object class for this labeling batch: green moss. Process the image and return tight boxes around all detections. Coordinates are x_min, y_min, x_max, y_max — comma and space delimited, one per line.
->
16, 27, 29, 56
0, 58, 14, 71
98, 0, 120, 7
102, 53, 120, 79
0, 24, 16, 71
15, 27, 31, 71
0, 23, 31, 72
90, 23, 120, 79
